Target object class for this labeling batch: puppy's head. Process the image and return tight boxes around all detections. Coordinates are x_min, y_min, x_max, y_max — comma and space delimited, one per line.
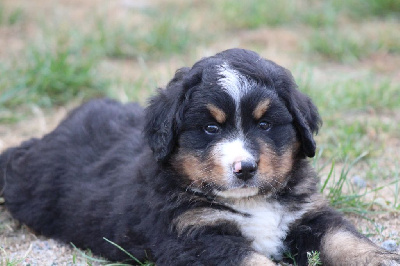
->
145, 48, 321, 198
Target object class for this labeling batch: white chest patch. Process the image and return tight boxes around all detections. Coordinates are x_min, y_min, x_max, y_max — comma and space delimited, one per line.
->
228, 198, 305, 260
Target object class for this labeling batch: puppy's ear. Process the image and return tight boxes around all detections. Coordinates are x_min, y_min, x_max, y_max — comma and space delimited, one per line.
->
144, 68, 190, 163
275, 71, 322, 158
289, 89, 321, 157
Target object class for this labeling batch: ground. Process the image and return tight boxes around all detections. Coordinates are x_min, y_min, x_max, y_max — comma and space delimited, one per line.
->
1, 0, 400, 265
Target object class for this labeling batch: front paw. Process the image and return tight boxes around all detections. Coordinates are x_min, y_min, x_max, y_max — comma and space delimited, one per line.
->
354, 251, 400, 266
241, 252, 276, 266
379, 252, 400, 266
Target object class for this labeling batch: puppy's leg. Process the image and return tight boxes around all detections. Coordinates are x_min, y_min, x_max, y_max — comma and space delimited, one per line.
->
321, 229, 400, 266
154, 235, 276, 266
242, 252, 276, 266
286, 206, 400, 266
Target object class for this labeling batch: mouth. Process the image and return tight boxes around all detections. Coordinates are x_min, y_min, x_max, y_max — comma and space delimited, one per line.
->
213, 186, 259, 199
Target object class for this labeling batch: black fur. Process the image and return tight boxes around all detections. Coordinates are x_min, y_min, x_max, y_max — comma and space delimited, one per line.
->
0, 49, 398, 266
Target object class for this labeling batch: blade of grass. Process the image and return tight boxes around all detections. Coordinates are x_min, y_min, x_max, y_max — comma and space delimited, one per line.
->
70, 243, 109, 263
103, 237, 145, 266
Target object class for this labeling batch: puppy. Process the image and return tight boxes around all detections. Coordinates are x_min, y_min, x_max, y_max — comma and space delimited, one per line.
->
0, 48, 399, 265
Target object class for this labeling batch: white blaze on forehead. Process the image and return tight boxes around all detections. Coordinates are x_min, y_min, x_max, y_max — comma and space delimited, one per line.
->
217, 63, 257, 107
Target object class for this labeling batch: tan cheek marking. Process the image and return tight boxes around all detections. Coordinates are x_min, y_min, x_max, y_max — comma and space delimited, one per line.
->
171, 150, 227, 188
207, 157, 226, 187
253, 99, 271, 120
258, 147, 275, 178
273, 148, 294, 177
171, 152, 202, 186
207, 104, 227, 124
257, 141, 295, 186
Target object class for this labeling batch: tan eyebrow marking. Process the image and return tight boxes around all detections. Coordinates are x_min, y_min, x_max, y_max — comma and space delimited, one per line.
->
253, 99, 271, 120
207, 104, 227, 124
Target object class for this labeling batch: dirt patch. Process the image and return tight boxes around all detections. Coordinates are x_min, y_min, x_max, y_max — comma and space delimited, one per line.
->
0, 206, 94, 265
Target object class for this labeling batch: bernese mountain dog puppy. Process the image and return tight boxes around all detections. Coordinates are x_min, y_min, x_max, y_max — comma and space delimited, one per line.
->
0, 48, 399, 265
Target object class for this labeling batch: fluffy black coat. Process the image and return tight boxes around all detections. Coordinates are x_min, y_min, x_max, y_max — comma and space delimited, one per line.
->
1, 49, 399, 265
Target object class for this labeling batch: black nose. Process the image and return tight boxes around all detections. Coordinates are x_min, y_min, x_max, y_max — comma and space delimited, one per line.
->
233, 160, 257, 181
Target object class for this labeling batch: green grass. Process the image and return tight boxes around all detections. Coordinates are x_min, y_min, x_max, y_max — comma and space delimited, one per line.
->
0, 247, 27, 266
215, 0, 400, 30
0, 4, 24, 26
295, 66, 399, 159
296, 69, 400, 113
320, 114, 399, 159
392, 169, 400, 210
71, 238, 154, 266
0, 33, 109, 123
299, 3, 338, 28
304, 28, 370, 62
334, 0, 400, 19
307, 251, 322, 266
375, 24, 400, 54
1, 0, 400, 262
215, 0, 299, 28
320, 153, 371, 215
283, 250, 322, 265
318, 152, 400, 215
0, 3, 202, 123
106, 77, 156, 105
304, 24, 400, 62
321, 121, 375, 159
88, 9, 197, 60
212, 0, 400, 61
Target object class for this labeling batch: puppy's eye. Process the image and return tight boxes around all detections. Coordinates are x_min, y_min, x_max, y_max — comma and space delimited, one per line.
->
204, 124, 220, 135
258, 121, 272, 131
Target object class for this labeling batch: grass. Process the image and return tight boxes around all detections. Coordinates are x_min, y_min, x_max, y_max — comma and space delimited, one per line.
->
334, 0, 400, 19
215, 0, 400, 31
215, 0, 298, 28
0, 246, 30, 266
0, 4, 24, 26
106, 77, 157, 105
304, 23, 400, 62
0, 32, 109, 123
212, 0, 400, 62
1, 0, 400, 264
283, 250, 322, 266
307, 251, 322, 266
318, 152, 400, 215
0, 4, 200, 122
305, 28, 369, 63
214, 0, 339, 29
140, 16, 193, 58
88, 8, 197, 60
298, 73, 400, 113
295, 66, 400, 159
391, 168, 400, 210
320, 153, 372, 215
71, 238, 154, 266
321, 121, 375, 159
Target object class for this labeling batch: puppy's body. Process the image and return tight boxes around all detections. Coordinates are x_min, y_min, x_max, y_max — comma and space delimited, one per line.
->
1, 49, 399, 265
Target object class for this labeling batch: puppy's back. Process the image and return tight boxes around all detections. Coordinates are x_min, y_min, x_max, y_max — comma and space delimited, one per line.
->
0, 98, 146, 237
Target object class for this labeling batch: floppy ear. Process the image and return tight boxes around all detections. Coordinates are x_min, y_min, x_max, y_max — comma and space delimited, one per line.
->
288, 89, 321, 157
273, 70, 322, 158
144, 68, 190, 163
